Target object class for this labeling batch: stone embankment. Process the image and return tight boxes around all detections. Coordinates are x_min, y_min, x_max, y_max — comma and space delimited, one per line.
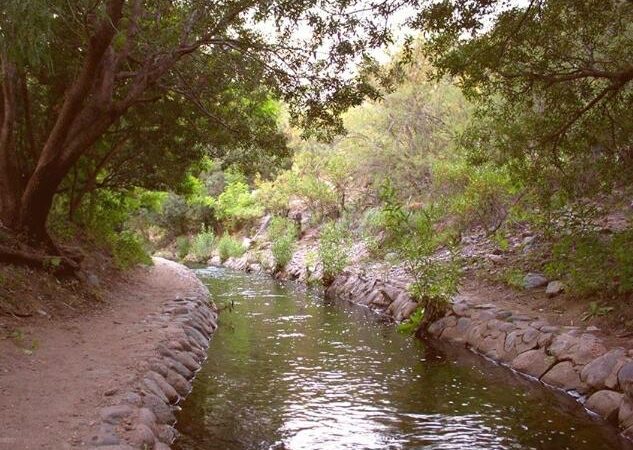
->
89, 259, 218, 450
219, 247, 633, 440
326, 271, 633, 440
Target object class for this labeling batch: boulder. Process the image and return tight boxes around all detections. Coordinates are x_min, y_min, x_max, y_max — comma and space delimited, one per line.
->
524, 272, 548, 289
617, 361, 633, 396
580, 348, 626, 390
541, 361, 587, 393
100, 405, 134, 425
585, 390, 623, 423
545, 280, 565, 297
511, 349, 556, 379
619, 397, 633, 430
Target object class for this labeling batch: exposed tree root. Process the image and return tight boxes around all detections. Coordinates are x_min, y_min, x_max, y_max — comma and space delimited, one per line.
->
0, 245, 79, 276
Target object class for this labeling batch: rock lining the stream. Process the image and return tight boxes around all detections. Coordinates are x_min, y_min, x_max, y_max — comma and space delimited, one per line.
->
218, 248, 633, 440
88, 260, 218, 450
324, 270, 633, 440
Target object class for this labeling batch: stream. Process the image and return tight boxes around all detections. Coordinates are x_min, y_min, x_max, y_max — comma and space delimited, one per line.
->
173, 266, 632, 450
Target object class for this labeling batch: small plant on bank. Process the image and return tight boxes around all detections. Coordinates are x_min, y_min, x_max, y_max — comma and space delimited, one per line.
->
318, 220, 351, 285
217, 233, 245, 262
268, 216, 298, 271
190, 229, 216, 261
581, 302, 614, 322
176, 236, 191, 260
379, 179, 459, 332
397, 307, 425, 335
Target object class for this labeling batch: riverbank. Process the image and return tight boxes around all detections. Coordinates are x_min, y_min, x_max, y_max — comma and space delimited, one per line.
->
206, 233, 633, 441
0, 257, 217, 449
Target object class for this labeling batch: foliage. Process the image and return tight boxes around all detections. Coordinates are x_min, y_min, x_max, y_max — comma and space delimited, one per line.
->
379, 180, 459, 327
545, 230, 633, 298
416, 0, 633, 200
268, 217, 298, 271
318, 221, 352, 285
176, 236, 191, 261
397, 307, 425, 335
190, 230, 216, 262
581, 302, 615, 322
214, 172, 263, 231
501, 268, 526, 290
110, 231, 152, 269
217, 234, 245, 262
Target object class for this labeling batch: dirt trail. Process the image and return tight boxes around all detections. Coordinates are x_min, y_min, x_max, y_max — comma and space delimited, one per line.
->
0, 258, 205, 449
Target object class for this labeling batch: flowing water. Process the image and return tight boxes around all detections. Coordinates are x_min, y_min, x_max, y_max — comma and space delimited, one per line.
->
173, 267, 632, 450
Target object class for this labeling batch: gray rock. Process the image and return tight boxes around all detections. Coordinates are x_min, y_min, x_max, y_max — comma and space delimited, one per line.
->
585, 390, 623, 423
165, 368, 191, 397
138, 407, 157, 428
100, 405, 134, 425
155, 424, 178, 444
143, 377, 168, 403
618, 361, 633, 396
549, 333, 606, 365
524, 272, 548, 289
89, 423, 120, 446
87, 273, 100, 287
147, 371, 179, 403
545, 280, 564, 297
130, 423, 155, 448
511, 349, 556, 379
580, 348, 626, 390
619, 397, 633, 429
141, 393, 175, 424
121, 392, 142, 407
541, 361, 587, 393
159, 347, 200, 372
164, 357, 194, 380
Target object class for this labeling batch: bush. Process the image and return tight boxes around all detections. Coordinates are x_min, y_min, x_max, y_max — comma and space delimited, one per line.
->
214, 172, 263, 230
110, 231, 152, 269
176, 236, 191, 260
190, 230, 215, 262
318, 221, 351, 285
397, 307, 425, 335
217, 234, 245, 262
379, 181, 459, 328
545, 229, 633, 298
268, 216, 298, 270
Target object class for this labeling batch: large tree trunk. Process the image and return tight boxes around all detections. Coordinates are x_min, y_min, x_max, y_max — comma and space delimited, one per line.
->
12, 0, 125, 244
0, 53, 23, 228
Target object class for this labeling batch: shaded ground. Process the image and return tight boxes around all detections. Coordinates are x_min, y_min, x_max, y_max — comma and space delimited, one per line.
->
0, 258, 203, 449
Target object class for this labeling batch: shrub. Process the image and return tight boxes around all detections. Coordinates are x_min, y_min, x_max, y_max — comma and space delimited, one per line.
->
379, 181, 459, 329
397, 307, 425, 335
268, 216, 298, 271
176, 236, 191, 260
217, 234, 245, 262
446, 165, 517, 234
190, 230, 215, 261
214, 172, 263, 230
545, 229, 633, 298
110, 231, 152, 269
318, 221, 351, 285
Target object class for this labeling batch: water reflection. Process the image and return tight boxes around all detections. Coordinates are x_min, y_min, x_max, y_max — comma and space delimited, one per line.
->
173, 267, 632, 450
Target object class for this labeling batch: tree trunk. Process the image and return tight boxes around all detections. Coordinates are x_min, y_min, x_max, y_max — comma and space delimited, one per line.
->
0, 53, 23, 228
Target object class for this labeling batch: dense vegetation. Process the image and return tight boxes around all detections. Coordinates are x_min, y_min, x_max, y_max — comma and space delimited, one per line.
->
1, 1, 632, 329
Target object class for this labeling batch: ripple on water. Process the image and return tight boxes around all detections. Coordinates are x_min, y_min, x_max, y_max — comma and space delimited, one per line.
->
174, 267, 633, 450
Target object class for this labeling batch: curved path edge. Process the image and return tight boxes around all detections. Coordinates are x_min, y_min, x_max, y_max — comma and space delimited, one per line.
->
88, 257, 218, 450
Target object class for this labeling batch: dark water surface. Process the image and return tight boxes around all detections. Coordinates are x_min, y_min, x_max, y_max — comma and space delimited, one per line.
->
173, 267, 631, 450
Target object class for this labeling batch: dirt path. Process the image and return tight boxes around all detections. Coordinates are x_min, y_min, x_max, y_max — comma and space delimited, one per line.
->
0, 258, 207, 450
